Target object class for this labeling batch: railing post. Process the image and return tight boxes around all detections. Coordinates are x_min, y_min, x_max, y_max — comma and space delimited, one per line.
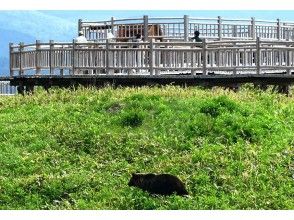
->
277, 18, 281, 40
78, 19, 82, 33
104, 22, 108, 41
184, 15, 189, 42
35, 40, 41, 75
72, 39, 76, 75
149, 40, 154, 75
111, 17, 115, 35
19, 42, 24, 76
285, 23, 290, 41
233, 42, 237, 75
232, 25, 237, 38
60, 45, 64, 76
251, 17, 256, 40
218, 16, 222, 40
106, 39, 110, 74
9, 43, 13, 77
191, 43, 198, 75
256, 37, 261, 74
202, 39, 207, 75
49, 40, 54, 75
287, 44, 291, 75
143, 15, 149, 42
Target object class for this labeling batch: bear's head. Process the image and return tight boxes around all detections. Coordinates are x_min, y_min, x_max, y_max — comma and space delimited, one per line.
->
128, 173, 142, 186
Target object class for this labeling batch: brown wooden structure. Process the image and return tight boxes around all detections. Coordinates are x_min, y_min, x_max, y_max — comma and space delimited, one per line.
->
116, 24, 163, 42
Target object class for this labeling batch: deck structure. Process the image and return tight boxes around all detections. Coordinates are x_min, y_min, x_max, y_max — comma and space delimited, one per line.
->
79, 16, 294, 42
6, 16, 294, 94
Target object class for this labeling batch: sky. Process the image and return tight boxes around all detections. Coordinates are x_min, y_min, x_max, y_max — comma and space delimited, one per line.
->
41, 10, 294, 22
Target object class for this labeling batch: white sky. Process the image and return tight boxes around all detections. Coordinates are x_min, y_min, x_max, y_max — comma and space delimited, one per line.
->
1, 0, 294, 10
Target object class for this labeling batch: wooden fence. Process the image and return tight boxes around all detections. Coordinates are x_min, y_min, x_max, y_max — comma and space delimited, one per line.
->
0, 81, 16, 95
9, 38, 294, 76
79, 16, 294, 42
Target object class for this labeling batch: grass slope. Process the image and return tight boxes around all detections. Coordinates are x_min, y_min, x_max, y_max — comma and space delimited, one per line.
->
0, 86, 293, 210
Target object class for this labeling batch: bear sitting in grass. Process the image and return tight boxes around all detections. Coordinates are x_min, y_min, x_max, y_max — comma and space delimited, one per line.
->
128, 173, 188, 196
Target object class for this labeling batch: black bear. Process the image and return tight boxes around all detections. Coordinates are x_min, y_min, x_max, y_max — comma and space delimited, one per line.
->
128, 173, 188, 196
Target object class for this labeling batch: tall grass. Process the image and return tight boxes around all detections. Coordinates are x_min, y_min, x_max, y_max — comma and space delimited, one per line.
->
0, 85, 293, 209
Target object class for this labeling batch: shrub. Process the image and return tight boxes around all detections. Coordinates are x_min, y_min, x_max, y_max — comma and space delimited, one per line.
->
200, 96, 238, 117
120, 111, 144, 127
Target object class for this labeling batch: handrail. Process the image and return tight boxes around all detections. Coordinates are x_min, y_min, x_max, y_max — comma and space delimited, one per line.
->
79, 15, 294, 42
11, 39, 294, 49
9, 38, 294, 77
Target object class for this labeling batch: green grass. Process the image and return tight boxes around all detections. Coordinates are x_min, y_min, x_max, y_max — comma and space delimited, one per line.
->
0, 85, 293, 209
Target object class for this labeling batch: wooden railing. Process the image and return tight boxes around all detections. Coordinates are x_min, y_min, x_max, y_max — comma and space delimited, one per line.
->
0, 81, 16, 95
79, 16, 294, 42
9, 38, 294, 76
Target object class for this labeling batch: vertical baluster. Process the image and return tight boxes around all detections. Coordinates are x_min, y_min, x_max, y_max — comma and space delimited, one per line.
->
49, 40, 54, 75
35, 40, 41, 75
218, 16, 222, 40
144, 15, 149, 42
72, 39, 76, 75
19, 42, 24, 76
191, 46, 195, 75
202, 39, 207, 75
256, 37, 261, 74
184, 15, 189, 42
105, 39, 110, 74
149, 40, 154, 75
277, 19, 281, 40
233, 43, 237, 74
9, 43, 13, 77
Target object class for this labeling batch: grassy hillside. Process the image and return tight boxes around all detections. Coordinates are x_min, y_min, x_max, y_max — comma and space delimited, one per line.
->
0, 86, 293, 210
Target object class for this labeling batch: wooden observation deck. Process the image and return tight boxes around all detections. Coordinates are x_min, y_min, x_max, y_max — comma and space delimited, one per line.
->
5, 15, 294, 94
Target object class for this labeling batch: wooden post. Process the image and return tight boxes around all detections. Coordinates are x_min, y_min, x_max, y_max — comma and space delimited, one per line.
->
106, 39, 110, 74
202, 39, 207, 75
35, 40, 41, 75
218, 16, 222, 40
256, 37, 261, 74
233, 42, 237, 75
290, 25, 293, 41
60, 45, 64, 76
184, 15, 189, 42
232, 25, 237, 38
19, 42, 24, 76
104, 22, 108, 39
287, 44, 291, 75
149, 40, 154, 75
285, 23, 289, 41
49, 40, 54, 75
9, 43, 13, 77
277, 19, 281, 40
191, 46, 196, 75
143, 15, 149, 42
111, 17, 115, 35
72, 39, 76, 75
251, 17, 256, 40
155, 42, 160, 75
78, 19, 82, 33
